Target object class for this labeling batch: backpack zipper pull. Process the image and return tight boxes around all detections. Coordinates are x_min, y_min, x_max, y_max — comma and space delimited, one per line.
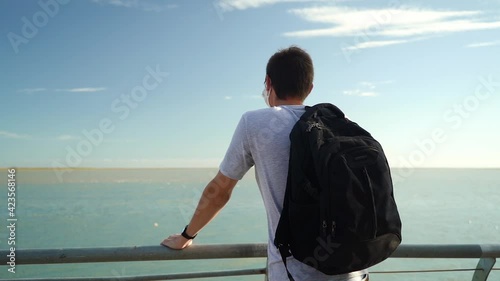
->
331, 221, 336, 237
322, 220, 327, 236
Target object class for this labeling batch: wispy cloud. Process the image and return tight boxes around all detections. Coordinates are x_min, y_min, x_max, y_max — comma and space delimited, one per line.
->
92, 0, 178, 12
18, 87, 107, 93
343, 80, 393, 97
215, 0, 325, 12
343, 36, 432, 51
56, 87, 106, 93
285, 7, 500, 38
342, 39, 411, 51
214, 3, 500, 50
465, 40, 500, 48
54, 135, 136, 142
282, 6, 500, 51
343, 90, 379, 97
221, 94, 267, 101
89, 157, 221, 168
0, 130, 32, 139
17, 88, 47, 93
244, 94, 262, 99
0, 131, 138, 143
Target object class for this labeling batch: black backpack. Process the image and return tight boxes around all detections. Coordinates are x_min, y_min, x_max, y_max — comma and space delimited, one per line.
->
274, 103, 402, 280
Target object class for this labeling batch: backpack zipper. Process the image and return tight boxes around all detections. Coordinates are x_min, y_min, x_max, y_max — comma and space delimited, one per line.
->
323, 142, 379, 240
363, 167, 378, 238
326, 147, 337, 239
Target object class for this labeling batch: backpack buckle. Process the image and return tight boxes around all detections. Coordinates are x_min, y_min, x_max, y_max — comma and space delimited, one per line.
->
306, 122, 321, 132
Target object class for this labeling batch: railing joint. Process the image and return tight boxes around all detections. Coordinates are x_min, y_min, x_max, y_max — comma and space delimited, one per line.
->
472, 257, 496, 281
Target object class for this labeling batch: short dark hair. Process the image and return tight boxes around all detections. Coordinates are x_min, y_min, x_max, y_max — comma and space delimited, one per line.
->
266, 46, 314, 100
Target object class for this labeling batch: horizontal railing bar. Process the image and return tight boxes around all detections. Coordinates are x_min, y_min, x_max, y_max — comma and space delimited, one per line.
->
0, 244, 268, 265
370, 268, 479, 274
391, 244, 500, 259
1, 244, 499, 265
0, 268, 266, 281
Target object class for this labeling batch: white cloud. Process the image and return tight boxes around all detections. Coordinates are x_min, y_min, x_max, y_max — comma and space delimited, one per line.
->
18, 88, 47, 93
68, 87, 106, 92
343, 80, 393, 97
0, 130, 32, 139
283, 6, 500, 50
379, 19, 500, 37
92, 0, 177, 12
360, 80, 394, 87
56, 87, 107, 93
465, 40, 500, 48
222, 95, 263, 100
285, 7, 500, 38
19, 87, 107, 93
0, 132, 135, 142
359, 81, 376, 89
342, 39, 411, 51
215, 0, 324, 12
54, 135, 136, 142
343, 90, 379, 97
215, 1, 500, 52
78, 157, 222, 168
244, 94, 262, 99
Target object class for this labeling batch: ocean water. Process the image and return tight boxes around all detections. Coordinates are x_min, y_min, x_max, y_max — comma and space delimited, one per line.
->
0, 168, 499, 280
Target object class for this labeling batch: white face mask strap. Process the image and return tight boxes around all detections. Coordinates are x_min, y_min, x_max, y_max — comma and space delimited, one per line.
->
262, 87, 271, 107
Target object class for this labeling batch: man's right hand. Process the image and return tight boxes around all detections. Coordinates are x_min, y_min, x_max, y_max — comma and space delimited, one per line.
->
160, 233, 193, 250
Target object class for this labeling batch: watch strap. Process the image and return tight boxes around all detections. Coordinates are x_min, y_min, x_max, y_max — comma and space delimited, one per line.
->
181, 225, 197, 240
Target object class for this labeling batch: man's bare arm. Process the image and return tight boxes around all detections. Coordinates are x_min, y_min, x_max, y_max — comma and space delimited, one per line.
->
161, 170, 238, 249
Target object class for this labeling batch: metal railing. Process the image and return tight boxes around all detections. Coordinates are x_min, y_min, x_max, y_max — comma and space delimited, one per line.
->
1, 244, 499, 280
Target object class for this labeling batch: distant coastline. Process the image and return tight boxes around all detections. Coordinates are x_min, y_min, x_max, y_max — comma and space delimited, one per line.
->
0, 167, 221, 184
1, 167, 498, 185
0, 167, 220, 170
1, 166, 498, 170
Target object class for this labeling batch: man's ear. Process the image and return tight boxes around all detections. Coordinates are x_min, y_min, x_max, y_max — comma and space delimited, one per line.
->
302, 83, 314, 101
309, 83, 314, 94
265, 75, 272, 91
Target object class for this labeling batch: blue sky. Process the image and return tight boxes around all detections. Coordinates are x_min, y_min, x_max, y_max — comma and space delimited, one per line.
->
1, 0, 500, 169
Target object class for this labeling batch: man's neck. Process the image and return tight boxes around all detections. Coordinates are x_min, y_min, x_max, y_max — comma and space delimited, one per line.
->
273, 98, 303, 106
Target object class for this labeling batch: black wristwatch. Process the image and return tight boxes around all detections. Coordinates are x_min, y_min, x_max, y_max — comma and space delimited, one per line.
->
181, 225, 197, 240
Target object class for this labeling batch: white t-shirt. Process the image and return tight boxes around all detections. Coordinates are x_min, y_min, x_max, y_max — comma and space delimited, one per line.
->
219, 105, 368, 281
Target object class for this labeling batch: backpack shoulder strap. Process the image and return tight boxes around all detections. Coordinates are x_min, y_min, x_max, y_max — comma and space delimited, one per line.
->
275, 164, 296, 281
301, 103, 345, 121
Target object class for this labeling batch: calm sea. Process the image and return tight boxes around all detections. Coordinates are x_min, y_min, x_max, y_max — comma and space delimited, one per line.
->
0, 168, 499, 280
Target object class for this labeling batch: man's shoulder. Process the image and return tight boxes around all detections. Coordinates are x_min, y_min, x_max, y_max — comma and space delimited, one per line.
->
242, 107, 275, 117
242, 106, 306, 120
239, 106, 306, 135
239, 108, 277, 125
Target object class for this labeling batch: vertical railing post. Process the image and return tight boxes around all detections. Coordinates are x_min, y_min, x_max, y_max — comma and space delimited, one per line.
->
472, 257, 496, 281
264, 257, 269, 281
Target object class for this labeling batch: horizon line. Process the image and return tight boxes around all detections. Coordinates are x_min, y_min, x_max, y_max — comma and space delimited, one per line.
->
1, 166, 499, 170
